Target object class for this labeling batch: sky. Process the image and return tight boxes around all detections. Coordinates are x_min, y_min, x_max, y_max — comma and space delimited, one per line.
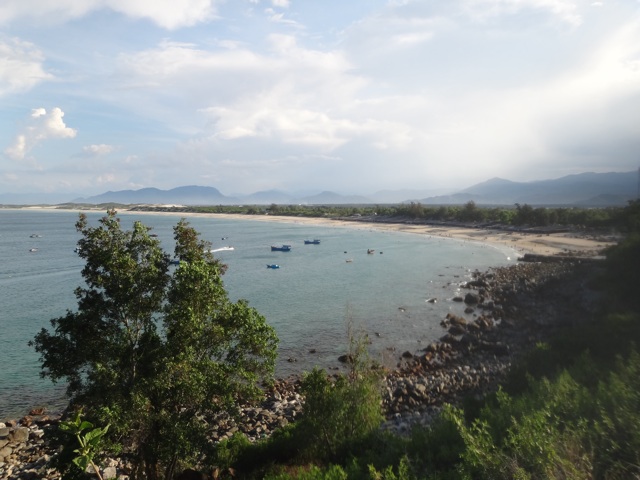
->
1, 0, 639, 200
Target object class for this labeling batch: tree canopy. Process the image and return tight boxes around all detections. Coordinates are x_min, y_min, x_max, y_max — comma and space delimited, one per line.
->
31, 210, 278, 479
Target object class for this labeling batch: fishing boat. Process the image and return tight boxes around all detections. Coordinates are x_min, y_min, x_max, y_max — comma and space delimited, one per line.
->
271, 245, 291, 252
304, 239, 321, 245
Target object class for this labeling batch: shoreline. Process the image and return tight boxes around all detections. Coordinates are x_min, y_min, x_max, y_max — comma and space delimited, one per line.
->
1, 258, 600, 478
14, 205, 617, 258
0, 208, 614, 423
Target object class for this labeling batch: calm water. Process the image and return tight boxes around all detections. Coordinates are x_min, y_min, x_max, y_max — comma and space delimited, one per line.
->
0, 209, 516, 419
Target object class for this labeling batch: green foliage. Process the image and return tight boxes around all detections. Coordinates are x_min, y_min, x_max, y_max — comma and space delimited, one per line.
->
132, 200, 635, 230
57, 410, 110, 480
31, 210, 278, 480
265, 464, 349, 480
591, 349, 640, 479
367, 456, 414, 480
296, 333, 384, 462
602, 233, 640, 310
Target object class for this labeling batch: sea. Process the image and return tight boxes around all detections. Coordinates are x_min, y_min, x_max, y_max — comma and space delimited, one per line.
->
0, 208, 517, 420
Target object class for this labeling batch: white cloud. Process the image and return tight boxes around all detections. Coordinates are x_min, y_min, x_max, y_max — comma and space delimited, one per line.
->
0, 0, 219, 29
0, 38, 53, 96
83, 144, 115, 156
462, 0, 584, 27
116, 36, 384, 151
5, 107, 77, 161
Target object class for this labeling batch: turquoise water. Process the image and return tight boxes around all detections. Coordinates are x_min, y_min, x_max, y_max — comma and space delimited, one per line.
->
0, 209, 516, 419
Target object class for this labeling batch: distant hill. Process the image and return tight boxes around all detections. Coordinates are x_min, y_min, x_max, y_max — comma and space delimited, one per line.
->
240, 190, 295, 205
298, 191, 372, 204
74, 186, 237, 205
421, 171, 637, 206
3, 170, 637, 206
369, 188, 453, 204
73, 186, 373, 206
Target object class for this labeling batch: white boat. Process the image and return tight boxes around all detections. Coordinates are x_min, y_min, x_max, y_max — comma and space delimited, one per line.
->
210, 246, 234, 252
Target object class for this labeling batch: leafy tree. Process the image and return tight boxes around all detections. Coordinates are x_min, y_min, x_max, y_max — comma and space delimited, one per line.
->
296, 332, 384, 461
460, 201, 485, 223
31, 210, 278, 479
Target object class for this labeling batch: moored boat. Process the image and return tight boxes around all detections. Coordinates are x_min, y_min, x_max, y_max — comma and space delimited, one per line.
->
304, 239, 321, 245
271, 245, 291, 252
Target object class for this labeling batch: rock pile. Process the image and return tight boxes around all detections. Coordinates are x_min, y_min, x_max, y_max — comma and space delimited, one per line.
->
0, 413, 61, 479
381, 259, 597, 435
206, 380, 303, 443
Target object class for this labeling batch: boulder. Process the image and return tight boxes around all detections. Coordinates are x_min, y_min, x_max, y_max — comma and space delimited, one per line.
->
464, 292, 480, 304
10, 427, 30, 444
338, 354, 354, 363
448, 324, 466, 336
448, 315, 467, 326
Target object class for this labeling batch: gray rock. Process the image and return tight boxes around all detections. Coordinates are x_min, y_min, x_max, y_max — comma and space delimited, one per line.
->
10, 427, 30, 444
0, 446, 12, 459
102, 465, 117, 479
464, 292, 480, 304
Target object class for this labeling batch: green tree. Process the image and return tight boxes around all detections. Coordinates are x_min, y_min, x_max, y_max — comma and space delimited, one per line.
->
296, 332, 384, 461
32, 210, 278, 479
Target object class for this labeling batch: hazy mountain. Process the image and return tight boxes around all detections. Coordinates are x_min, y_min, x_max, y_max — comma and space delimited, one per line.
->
298, 191, 373, 204
74, 186, 235, 205
240, 190, 296, 205
2, 170, 637, 206
368, 188, 454, 203
421, 171, 637, 206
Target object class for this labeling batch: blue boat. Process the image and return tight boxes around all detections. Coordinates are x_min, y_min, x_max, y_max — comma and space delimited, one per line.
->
267, 264, 280, 269
271, 245, 291, 252
304, 239, 321, 245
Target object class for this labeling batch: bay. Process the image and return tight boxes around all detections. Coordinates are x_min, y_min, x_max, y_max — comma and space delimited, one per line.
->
0, 209, 516, 419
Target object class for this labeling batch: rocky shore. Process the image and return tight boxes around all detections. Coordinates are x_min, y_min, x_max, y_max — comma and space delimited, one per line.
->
1, 259, 600, 479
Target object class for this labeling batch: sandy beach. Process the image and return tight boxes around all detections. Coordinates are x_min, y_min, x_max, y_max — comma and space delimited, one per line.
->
19, 206, 619, 258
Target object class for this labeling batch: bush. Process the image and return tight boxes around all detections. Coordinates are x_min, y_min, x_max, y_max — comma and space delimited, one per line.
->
295, 332, 384, 462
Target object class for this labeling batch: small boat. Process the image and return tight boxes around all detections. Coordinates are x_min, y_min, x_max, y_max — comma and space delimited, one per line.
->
29, 234, 42, 238
304, 239, 321, 245
271, 245, 291, 252
367, 249, 375, 254
345, 259, 353, 263
29, 248, 38, 252
267, 264, 280, 269
210, 246, 235, 252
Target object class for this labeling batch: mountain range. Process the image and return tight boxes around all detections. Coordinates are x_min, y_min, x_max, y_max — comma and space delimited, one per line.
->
419, 171, 638, 206
1, 171, 637, 206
